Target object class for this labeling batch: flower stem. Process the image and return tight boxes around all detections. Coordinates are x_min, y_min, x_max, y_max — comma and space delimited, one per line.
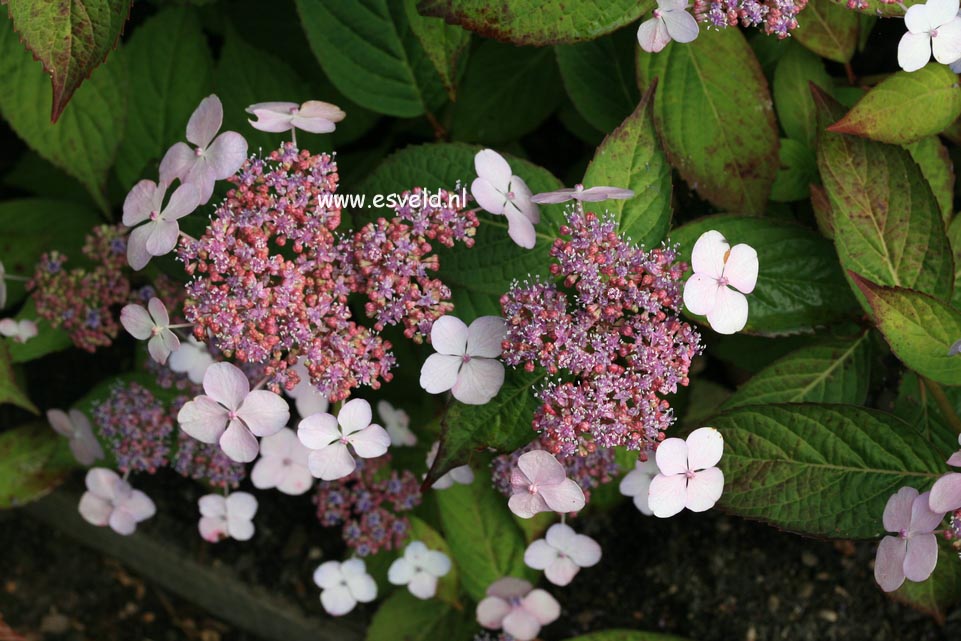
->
3, 274, 29, 282
921, 376, 961, 436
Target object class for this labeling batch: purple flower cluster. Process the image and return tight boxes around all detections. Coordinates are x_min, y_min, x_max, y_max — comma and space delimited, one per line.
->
491, 435, 620, 504
501, 211, 701, 456
30, 225, 132, 352
693, 0, 808, 37
92, 382, 173, 474
178, 143, 476, 402
313, 456, 422, 557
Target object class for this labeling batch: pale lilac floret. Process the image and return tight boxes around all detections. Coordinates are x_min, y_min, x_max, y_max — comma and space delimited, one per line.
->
648, 427, 725, 518
471, 149, 540, 249
120, 297, 181, 364
875, 487, 944, 592
508, 450, 586, 519
387, 540, 452, 599
419, 315, 506, 405
476, 577, 560, 641
524, 523, 601, 586
637, 0, 699, 53
246, 100, 345, 135
160, 94, 249, 204
78, 468, 155, 535
122, 179, 200, 270
618, 458, 660, 516
177, 362, 290, 463
531, 183, 634, 204
313, 559, 377, 616
682, 230, 758, 335
897, 0, 961, 72
298, 398, 391, 481
198, 492, 258, 542
46, 408, 104, 465
377, 400, 417, 446
929, 436, 961, 513
0, 318, 37, 343
426, 441, 474, 490
251, 428, 314, 496
168, 336, 214, 384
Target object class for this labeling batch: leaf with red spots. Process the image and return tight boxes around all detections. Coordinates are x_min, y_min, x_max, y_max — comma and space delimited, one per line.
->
0, 422, 77, 508
2, 0, 131, 121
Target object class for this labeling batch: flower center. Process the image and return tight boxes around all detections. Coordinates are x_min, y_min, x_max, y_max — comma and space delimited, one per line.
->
227, 410, 239, 421
932, 28, 939, 37
462, 354, 472, 364
528, 483, 539, 495
151, 326, 162, 336
717, 276, 729, 287
194, 147, 204, 157
149, 210, 160, 221
653, 8, 662, 18
340, 436, 350, 445
289, 106, 299, 114
899, 528, 909, 539
506, 191, 516, 201
685, 470, 696, 480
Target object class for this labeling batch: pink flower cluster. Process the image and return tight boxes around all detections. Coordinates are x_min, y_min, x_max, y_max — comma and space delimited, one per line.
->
313, 456, 422, 557
30, 225, 132, 352
178, 143, 477, 402
491, 435, 619, 504
693, 0, 808, 37
92, 382, 173, 474
500, 211, 701, 456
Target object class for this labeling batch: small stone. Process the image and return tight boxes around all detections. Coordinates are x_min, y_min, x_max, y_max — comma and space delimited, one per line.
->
746, 626, 757, 641
798, 583, 815, 599
801, 552, 818, 567
818, 609, 839, 623
768, 595, 780, 613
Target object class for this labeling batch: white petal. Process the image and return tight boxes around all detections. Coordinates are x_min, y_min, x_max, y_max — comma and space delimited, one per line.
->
474, 149, 513, 192
307, 443, 356, 480
706, 286, 749, 335
543, 556, 580, 586
637, 17, 672, 54
466, 316, 507, 358
337, 398, 373, 436
347, 424, 391, 458
904, 3, 932, 33
682, 273, 720, 316
685, 467, 724, 512
313, 561, 344, 589
691, 230, 728, 279
927, 0, 959, 27
932, 17, 961, 64
655, 438, 689, 476
198, 493, 227, 518
407, 573, 439, 599
430, 315, 469, 355
321, 586, 357, 616
648, 473, 688, 518
898, 32, 932, 72
388, 558, 414, 586
662, 7, 699, 43
471, 177, 507, 215
524, 539, 560, 571
420, 353, 462, 394
451, 358, 504, 405
722, 244, 758, 294
686, 427, 724, 470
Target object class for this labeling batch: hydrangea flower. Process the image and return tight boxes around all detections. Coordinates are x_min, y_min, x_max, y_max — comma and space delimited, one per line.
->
313, 559, 377, 616
637, 0, 699, 53
509, 450, 586, 519
420, 315, 506, 405
524, 523, 601, 586
377, 400, 417, 446
46, 408, 104, 465
160, 94, 249, 204
682, 230, 758, 335
122, 180, 200, 271
949, 338, 961, 356
168, 336, 214, 384
298, 398, 391, 481
251, 428, 313, 496
898, 0, 961, 72
78, 468, 155, 535
92, 382, 173, 474
0, 318, 37, 343
476, 577, 560, 641
120, 298, 181, 365
929, 438, 961, 512
246, 100, 346, 138
177, 362, 290, 463
426, 441, 474, 490
531, 184, 634, 204
471, 150, 540, 249
648, 427, 724, 518
618, 458, 660, 516
387, 540, 452, 599
198, 492, 258, 542
286, 361, 330, 419
492, 438, 619, 503
875, 487, 944, 592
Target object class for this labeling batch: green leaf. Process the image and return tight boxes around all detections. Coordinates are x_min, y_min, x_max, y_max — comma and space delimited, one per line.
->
716, 403, 945, 538
582, 85, 671, 247
416, 0, 650, 45
555, 28, 640, 133
892, 371, 960, 456
892, 539, 961, 622
770, 138, 818, 203
435, 466, 533, 601
296, 0, 445, 117
214, 27, 314, 155
828, 65, 961, 145
408, 517, 460, 607
637, 27, 778, 214
0, 342, 37, 414
357, 142, 563, 318
0, 14, 128, 211
0, 422, 76, 508
403, 0, 470, 100
565, 631, 692, 641
906, 136, 955, 224
451, 41, 563, 144
722, 333, 872, 410
427, 368, 544, 485
366, 590, 473, 641
114, 5, 214, 189
772, 43, 833, 148
2, 152, 98, 209
670, 214, 859, 335
792, 0, 859, 63
851, 275, 961, 386
0, 198, 102, 308
7, 298, 73, 364
949, 215, 961, 308
2, 0, 130, 120
814, 88, 954, 303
